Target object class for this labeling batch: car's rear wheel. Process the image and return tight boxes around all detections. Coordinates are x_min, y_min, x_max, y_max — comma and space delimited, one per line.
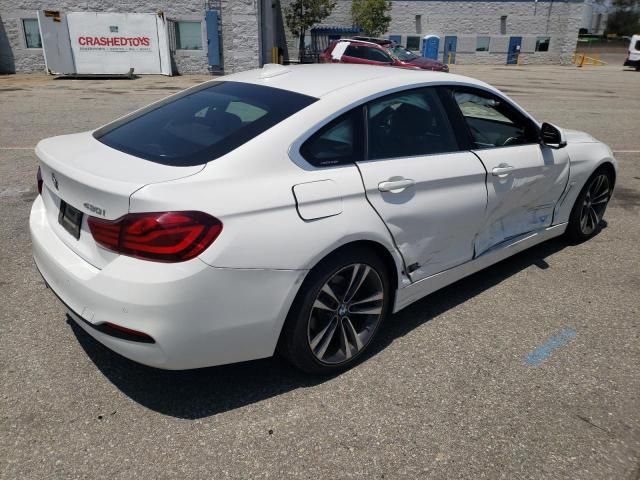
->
279, 248, 391, 375
566, 168, 613, 242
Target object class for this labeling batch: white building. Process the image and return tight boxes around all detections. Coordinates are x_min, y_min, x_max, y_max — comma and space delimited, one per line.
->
0, 0, 586, 74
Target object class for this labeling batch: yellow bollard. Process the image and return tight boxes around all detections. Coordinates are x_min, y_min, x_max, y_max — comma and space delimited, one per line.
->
447, 52, 452, 65
578, 54, 585, 67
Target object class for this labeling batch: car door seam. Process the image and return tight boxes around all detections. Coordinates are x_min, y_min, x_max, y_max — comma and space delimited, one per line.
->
469, 149, 489, 258
353, 161, 411, 280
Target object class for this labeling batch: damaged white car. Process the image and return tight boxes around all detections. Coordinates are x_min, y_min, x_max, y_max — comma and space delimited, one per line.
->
31, 64, 617, 374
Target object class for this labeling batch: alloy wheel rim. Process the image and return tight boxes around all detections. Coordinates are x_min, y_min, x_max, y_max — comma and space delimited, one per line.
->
580, 174, 610, 235
307, 263, 384, 365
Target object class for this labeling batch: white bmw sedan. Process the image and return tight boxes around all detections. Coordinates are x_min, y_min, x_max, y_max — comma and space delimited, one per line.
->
31, 64, 616, 374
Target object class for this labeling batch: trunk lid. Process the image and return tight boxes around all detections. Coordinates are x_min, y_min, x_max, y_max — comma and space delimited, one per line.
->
36, 131, 204, 268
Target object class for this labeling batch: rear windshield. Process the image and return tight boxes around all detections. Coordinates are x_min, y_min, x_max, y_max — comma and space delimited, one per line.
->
94, 82, 317, 166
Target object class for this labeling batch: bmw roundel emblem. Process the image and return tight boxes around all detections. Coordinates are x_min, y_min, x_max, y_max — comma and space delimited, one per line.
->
51, 172, 59, 190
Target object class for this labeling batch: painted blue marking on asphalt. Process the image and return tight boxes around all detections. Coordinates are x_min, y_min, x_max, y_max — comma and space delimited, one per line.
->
525, 327, 577, 366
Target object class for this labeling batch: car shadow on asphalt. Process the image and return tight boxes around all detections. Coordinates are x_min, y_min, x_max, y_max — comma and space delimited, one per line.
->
68, 235, 578, 419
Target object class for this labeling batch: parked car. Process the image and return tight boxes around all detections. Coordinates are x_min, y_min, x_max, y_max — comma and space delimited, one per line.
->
624, 34, 640, 70
320, 38, 449, 72
31, 64, 616, 374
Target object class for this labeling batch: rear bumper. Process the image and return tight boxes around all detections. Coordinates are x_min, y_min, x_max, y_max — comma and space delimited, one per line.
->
624, 59, 640, 67
30, 195, 306, 369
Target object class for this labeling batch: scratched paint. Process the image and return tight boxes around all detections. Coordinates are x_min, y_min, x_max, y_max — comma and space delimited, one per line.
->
525, 327, 577, 366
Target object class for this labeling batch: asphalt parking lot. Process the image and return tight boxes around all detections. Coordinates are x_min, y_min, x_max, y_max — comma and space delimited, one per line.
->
1, 63, 639, 479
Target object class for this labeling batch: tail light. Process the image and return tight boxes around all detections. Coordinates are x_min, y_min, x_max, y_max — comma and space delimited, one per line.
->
37, 166, 43, 195
88, 211, 222, 262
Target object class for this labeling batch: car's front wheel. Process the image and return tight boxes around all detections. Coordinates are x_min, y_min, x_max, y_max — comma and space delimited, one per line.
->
566, 168, 613, 242
279, 248, 391, 375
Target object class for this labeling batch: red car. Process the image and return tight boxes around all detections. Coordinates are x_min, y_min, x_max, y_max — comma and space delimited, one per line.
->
319, 37, 449, 72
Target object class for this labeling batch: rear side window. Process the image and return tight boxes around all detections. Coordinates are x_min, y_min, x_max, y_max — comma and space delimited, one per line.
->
344, 45, 367, 59
301, 110, 363, 167
635, 40, 640, 51
95, 82, 317, 166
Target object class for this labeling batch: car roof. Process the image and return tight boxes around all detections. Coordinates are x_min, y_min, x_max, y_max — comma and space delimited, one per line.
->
220, 63, 486, 99
334, 38, 387, 48
351, 36, 393, 45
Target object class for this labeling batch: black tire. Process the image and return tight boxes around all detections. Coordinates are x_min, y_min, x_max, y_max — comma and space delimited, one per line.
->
278, 247, 392, 375
566, 167, 613, 242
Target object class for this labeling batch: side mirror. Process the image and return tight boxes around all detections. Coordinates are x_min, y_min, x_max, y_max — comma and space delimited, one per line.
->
540, 122, 567, 149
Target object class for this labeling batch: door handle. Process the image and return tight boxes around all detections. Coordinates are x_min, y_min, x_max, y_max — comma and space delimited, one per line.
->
492, 164, 514, 178
378, 178, 415, 193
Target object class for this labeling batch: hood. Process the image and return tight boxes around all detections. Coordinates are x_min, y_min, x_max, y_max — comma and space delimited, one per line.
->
563, 129, 598, 144
407, 57, 446, 70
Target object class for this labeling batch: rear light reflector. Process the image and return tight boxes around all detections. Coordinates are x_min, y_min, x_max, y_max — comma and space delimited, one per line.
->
88, 211, 222, 262
37, 166, 43, 195
94, 322, 155, 343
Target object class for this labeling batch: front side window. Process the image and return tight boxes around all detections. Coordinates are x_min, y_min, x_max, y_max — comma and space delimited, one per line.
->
635, 40, 640, 51
301, 111, 361, 167
367, 88, 458, 160
476, 36, 490, 52
536, 36, 550, 52
451, 88, 539, 149
95, 82, 317, 166
23, 19, 42, 49
175, 21, 203, 50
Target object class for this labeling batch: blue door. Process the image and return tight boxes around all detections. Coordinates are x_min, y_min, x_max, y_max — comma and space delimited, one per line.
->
507, 36, 522, 65
206, 11, 221, 67
443, 36, 457, 64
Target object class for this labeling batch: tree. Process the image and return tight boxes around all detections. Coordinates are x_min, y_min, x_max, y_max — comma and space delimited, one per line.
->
605, 0, 640, 36
284, 0, 337, 61
606, 10, 640, 36
352, 0, 392, 37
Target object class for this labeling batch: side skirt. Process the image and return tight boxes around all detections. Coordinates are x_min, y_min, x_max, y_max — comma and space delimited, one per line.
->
393, 223, 567, 312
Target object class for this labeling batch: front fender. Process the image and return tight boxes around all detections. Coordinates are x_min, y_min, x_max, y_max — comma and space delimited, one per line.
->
553, 141, 617, 225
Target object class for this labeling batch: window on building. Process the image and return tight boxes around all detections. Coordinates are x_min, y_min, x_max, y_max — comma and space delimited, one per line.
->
500, 16, 507, 35
415, 15, 422, 34
535, 36, 550, 52
22, 19, 42, 49
406, 36, 421, 51
476, 36, 490, 52
175, 21, 203, 50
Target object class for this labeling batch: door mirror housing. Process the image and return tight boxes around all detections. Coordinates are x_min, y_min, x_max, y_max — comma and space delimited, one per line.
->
540, 122, 567, 149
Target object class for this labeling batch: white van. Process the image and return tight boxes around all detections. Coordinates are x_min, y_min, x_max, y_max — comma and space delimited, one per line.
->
625, 34, 640, 70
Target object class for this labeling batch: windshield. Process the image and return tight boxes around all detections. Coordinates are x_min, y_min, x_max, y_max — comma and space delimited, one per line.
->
95, 82, 317, 166
389, 45, 418, 62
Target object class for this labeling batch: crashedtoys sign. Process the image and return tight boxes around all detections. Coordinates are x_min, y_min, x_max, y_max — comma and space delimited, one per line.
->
38, 11, 172, 75
77, 36, 152, 48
